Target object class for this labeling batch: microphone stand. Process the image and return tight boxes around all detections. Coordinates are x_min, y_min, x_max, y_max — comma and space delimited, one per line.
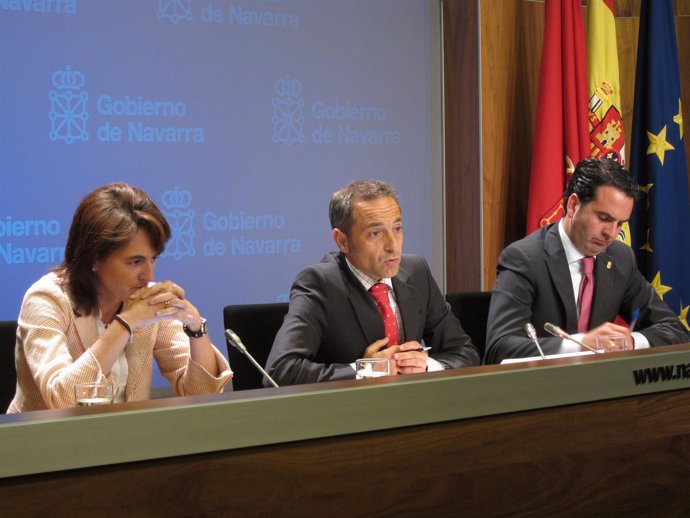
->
225, 329, 280, 388
543, 323, 602, 354
524, 323, 546, 359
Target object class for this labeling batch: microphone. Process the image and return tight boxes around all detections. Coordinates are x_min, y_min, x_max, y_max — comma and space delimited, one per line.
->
524, 323, 546, 359
224, 329, 280, 388
543, 323, 602, 354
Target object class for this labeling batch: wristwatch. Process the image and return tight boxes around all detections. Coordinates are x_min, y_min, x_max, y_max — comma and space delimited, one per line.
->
183, 317, 208, 338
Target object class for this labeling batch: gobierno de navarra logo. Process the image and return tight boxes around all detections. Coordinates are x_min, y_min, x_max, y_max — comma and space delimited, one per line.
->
161, 187, 196, 262
157, 0, 194, 24
272, 77, 305, 147
48, 66, 88, 145
48, 65, 204, 145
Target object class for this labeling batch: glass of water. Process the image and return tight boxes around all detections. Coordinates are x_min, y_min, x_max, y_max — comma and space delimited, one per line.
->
355, 358, 390, 379
74, 382, 114, 406
594, 334, 628, 352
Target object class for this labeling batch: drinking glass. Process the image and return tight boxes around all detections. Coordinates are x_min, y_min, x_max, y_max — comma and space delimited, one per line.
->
355, 358, 390, 379
594, 334, 627, 352
74, 382, 114, 406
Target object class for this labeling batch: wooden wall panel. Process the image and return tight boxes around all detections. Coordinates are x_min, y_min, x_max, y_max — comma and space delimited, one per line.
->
480, 0, 545, 288
443, 0, 481, 291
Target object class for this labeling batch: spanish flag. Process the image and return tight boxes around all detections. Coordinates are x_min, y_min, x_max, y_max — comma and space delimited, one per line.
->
587, 0, 630, 245
526, 0, 590, 234
587, 0, 625, 165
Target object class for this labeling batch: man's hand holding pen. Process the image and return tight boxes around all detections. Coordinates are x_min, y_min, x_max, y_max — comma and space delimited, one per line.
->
394, 342, 430, 374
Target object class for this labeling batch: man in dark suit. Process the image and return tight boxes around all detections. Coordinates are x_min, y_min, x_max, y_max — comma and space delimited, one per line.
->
485, 158, 689, 364
265, 180, 480, 386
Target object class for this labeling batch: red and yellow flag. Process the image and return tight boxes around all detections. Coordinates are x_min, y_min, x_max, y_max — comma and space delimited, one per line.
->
587, 0, 629, 243
587, 0, 625, 165
527, 0, 590, 234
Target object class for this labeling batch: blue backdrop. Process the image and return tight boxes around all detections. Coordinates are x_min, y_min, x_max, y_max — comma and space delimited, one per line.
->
1, 0, 442, 380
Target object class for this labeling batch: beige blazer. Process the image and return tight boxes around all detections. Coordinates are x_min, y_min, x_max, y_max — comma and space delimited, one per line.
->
8, 273, 232, 412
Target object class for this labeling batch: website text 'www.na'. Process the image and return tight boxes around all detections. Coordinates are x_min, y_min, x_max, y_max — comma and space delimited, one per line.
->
633, 364, 690, 385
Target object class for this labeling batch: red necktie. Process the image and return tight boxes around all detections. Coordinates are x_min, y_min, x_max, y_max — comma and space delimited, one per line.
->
369, 283, 400, 346
577, 257, 595, 333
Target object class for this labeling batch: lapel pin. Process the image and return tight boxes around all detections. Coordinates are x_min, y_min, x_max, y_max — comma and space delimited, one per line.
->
606, 261, 612, 270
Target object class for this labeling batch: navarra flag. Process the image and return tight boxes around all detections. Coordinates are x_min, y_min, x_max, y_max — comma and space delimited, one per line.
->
526, 0, 590, 234
629, 0, 690, 331
587, 0, 631, 245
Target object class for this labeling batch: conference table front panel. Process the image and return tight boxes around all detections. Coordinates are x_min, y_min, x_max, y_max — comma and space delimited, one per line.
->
2, 344, 690, 516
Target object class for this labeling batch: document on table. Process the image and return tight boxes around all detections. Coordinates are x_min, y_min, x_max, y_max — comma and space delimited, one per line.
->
501, 351, 595, 364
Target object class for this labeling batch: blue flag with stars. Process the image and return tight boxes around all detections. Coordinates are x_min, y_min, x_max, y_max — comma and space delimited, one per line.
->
629, 0, 690, 332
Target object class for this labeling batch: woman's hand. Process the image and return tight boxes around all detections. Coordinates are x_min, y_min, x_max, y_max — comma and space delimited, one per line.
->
124, 281, 201, 331
123, 280, 219, 375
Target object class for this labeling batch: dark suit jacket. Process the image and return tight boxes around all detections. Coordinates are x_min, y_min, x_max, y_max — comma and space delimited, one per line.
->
484, 223, 690, 364
265, 252, 480, 385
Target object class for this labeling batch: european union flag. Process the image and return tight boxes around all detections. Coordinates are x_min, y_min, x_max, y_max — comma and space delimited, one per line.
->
630, 0, 690, 332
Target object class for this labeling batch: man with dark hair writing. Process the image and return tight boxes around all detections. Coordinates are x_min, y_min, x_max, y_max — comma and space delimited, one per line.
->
485, 158, 689, 364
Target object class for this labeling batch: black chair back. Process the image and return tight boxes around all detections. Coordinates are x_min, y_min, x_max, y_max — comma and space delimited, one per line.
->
222, 303, 288, 391
445, 291, 492, 362
0, 320, 18, 413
